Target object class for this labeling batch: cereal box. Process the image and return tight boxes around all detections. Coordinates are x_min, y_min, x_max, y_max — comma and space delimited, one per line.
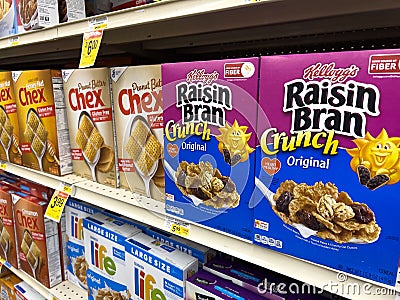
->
83, 212, 141, 300
162, 58, 259, 240
0, 72, 21, 165
13, 70, 73, 176
58, 0, 86, 23
0, 273, 22, 300
204, 256, 288, 299
63, 68, 118, 187
15, 281, 46, 300
65, 198, 101, 290
125, 232, 198, 300
0, 0, 18, 38
0, 186, 19, 269
111, 65, 164, 200
186, 269, 266, 300
254, 50, 400, 287
12, 191, 63, 288
16, 0, 59, 32
144, 226, 216, 265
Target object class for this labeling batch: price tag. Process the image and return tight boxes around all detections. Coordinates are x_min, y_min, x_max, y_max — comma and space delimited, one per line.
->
45, 190, 70, 222
48, 293, 58, 300
165, 216, 190, 238
8, 36, 19, 46
59, 182, 74, 195
0, 162, 6, 170
79, 30, 103, 69
88, 16, 108, 30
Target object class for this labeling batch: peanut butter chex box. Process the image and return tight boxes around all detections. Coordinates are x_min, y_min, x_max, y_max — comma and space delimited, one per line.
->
0, 72, 22, 165
13, 70, 73, 176
111, 65, 163, 200
63, 68, 118, 187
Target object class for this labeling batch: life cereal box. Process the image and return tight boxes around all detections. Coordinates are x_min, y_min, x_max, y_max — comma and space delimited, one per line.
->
0, 71, 22, 165
63, 68, 118, 187
13, 70, 73, 176
162, 58, 259, 240
65, 198, 101, 290
83, 212, 141, 300
125, 232, 198, 300
111, 65, 164, 200
12, 191, 63, 288
254, 50, 400, 287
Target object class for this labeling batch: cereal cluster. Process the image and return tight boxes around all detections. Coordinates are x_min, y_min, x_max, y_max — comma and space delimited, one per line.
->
76, 115, 104, 163
272, 180, 380, 243
94, 288, 128, 300
73, 255, 88, 286
24, 111, 48, 155
0, 218, 11, 256
175, 161, 240, 209
125, 119, 162, 176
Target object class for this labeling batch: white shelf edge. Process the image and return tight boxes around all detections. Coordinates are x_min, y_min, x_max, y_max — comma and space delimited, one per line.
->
2, 262, 86, 300
3, 162, 399, 299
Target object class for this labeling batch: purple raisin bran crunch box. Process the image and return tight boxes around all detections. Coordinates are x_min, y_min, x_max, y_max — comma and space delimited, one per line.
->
254, 49, 400, 287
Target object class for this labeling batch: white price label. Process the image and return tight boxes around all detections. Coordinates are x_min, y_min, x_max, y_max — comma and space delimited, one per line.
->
88, 16, 108, 30
165, 216, 190, 238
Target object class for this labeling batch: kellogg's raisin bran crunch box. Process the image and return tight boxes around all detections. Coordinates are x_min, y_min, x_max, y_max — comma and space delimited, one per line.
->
111, 65, 164, 201
0, 72, 22, 165
163, 58, 259, 240
63, 68, 118, 187
13, 70, 73, 176
254, 50, 400, 287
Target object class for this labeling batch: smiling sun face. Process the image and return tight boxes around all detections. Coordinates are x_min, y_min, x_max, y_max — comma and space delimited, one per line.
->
216, 120, 254, 164
347, 128, 400, 185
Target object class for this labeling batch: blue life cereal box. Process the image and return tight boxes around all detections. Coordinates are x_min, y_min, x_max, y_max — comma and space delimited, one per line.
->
83, 212, 141, 300
65, 198, 102, 290
162, 58, 259, 240
125, 232, 198, 300
254, 50, 400, 287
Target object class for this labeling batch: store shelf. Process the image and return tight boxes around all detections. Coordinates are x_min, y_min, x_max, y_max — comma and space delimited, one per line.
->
2, 162, 399, 299
2, 0, 400, 67
1, 261, 86, 300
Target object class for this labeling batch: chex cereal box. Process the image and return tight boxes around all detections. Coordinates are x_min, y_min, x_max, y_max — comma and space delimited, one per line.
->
0, 72, 22, 165
15, 281, 46, 300
0, 186, 19, 269
186, 269, 265, 300
254, 49, 400, 287
12, 191, 63, 288
125, 232, 198, 300
111, 65, 164, 200
83, 212, 141, 300
63, 68, 118, 187
13, 70, 73, 176
144, 226, 216, 265
65, 198, 101, 290
162, 58, 259, 240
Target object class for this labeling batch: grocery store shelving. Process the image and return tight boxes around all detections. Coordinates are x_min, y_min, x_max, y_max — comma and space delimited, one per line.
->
1, 260, 86, 300
2, 161, 399, 300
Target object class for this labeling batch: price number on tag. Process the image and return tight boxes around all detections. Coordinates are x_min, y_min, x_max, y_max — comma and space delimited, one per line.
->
170, 223, 189, 237
45, 190, 70, 222
85, 39, 99, 56
50, 194, 65, 209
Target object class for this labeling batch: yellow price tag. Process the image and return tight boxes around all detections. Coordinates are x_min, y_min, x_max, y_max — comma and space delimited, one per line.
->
59, 182, 73, 195
45, 190, 69, 222
0, 162, 6, 170
8, 37, 19, 46
79, 30, 103, 69
170, 223, 190, 238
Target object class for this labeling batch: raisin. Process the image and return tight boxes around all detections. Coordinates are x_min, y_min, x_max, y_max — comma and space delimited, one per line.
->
230, 154, 242, 166
366, 174, 389, 190
190, 187, 209, 200
296, 209, 321, 230
176, 170, 187, 187
357, 165, 371, 186
350, 204, 374, 224
221, 176, 235, 193
223, 148, 231, 165
276, 191, 293, 215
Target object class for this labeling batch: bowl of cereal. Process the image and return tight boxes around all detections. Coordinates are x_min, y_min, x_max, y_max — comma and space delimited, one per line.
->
0, 0, 15, 38
19, 0, 37, 31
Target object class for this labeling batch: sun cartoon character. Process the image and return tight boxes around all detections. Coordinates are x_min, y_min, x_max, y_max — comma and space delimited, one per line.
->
346, 128, 400, 190
216, 120, 254, 166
